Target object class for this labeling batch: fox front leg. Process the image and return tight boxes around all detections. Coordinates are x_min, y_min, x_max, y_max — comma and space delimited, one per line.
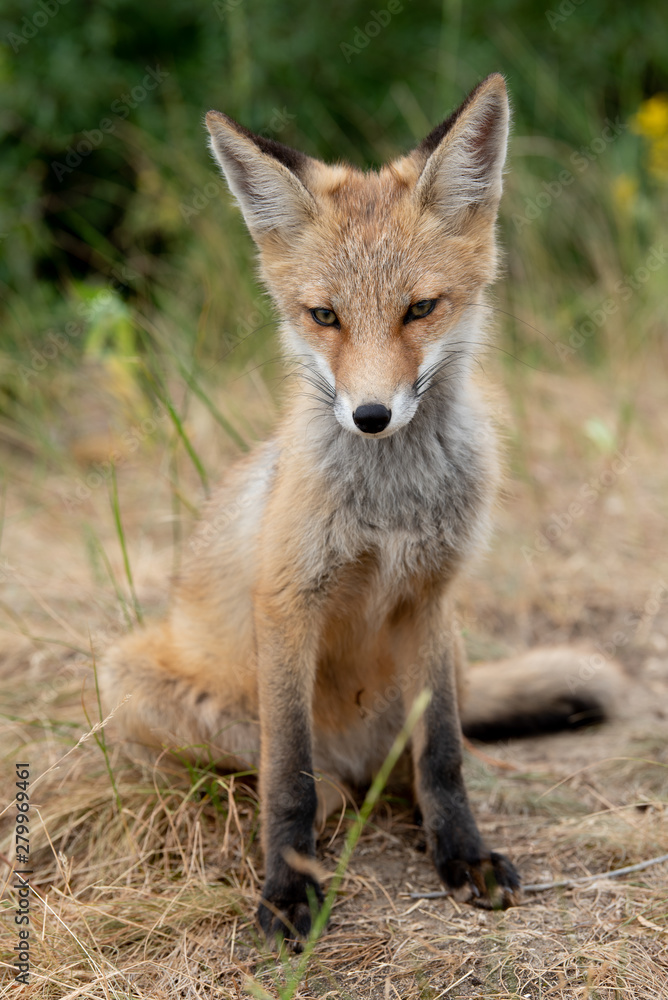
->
408, 606, 521, 908
254, 590, 324, 950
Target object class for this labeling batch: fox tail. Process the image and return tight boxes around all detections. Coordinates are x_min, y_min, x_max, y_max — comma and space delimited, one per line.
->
461, 645, 626, 741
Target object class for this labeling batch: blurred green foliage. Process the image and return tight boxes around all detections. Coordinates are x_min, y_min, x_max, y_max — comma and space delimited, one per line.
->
0, 0, 666, 436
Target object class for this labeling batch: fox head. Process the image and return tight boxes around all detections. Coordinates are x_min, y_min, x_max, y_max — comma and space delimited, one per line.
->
206, 74, 509, 438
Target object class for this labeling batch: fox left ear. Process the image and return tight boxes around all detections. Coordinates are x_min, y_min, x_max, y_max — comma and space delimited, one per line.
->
413, 73, 509, 230
205, 110, 316, 241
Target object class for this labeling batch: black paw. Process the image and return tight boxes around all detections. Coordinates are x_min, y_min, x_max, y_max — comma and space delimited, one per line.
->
438, 850, 521, 909
257, 877, 324, 952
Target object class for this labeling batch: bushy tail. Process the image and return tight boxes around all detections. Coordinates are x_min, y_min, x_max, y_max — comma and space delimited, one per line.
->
460, 645, 627, 741
99, 623, 258, 767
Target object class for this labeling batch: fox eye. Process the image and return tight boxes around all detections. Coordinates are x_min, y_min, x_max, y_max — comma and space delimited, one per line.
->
405, 299, 437, 322
310, 307, 339, 327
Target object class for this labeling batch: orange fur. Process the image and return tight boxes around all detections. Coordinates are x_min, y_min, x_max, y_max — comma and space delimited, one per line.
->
101, 75, 622, 946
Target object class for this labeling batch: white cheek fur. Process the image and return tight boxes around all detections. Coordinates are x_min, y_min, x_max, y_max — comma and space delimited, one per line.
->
281, 323, 336, 391
417, 337, 448, 383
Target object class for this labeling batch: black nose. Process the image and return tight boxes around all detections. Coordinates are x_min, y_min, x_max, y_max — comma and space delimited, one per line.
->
353, 403, 392, 434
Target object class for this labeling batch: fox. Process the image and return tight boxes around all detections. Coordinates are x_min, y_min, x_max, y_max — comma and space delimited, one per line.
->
101, 73, 624, 947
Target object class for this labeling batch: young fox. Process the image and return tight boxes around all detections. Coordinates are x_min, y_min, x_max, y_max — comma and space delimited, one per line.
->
102, 74, 622, 945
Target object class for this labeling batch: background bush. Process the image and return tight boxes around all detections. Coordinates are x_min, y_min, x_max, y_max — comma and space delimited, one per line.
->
1, 0, 666, 445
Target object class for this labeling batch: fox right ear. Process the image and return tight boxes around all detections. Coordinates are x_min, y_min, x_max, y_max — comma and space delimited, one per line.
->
412, 74, 510, 231
205, 111, 316, 240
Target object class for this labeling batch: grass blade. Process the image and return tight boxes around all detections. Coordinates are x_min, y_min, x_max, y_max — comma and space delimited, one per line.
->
110, 465, 143, 625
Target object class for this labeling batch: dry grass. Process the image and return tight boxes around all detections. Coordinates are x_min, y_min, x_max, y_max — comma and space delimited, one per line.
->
1, 350, 667, 998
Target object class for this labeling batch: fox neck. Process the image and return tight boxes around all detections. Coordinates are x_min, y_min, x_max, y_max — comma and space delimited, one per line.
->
278, 342, 497, 569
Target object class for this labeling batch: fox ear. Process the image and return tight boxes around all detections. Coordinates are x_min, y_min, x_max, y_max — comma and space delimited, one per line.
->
413, 74, 509, 229
205, 111, 316, 239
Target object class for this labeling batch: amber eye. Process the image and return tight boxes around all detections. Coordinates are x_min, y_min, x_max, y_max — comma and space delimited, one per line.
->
310, 307, 339, 327
405, 299, 437, 322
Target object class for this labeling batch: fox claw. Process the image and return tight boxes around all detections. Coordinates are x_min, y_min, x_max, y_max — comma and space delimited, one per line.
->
441, 851, 521, 909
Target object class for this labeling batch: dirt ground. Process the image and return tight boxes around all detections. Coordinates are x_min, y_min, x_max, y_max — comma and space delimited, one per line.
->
0, 355, 667, 998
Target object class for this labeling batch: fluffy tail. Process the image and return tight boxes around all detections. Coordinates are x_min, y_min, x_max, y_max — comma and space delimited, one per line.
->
460, 645, 627, 741
99, 623, 259, 768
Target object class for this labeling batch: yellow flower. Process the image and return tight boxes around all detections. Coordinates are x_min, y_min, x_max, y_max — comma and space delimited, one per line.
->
631, 94, 668, 140
631, 94, 668, 179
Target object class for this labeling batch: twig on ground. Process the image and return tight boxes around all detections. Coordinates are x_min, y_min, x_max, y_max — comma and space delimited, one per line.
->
521, 853, 668, 892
